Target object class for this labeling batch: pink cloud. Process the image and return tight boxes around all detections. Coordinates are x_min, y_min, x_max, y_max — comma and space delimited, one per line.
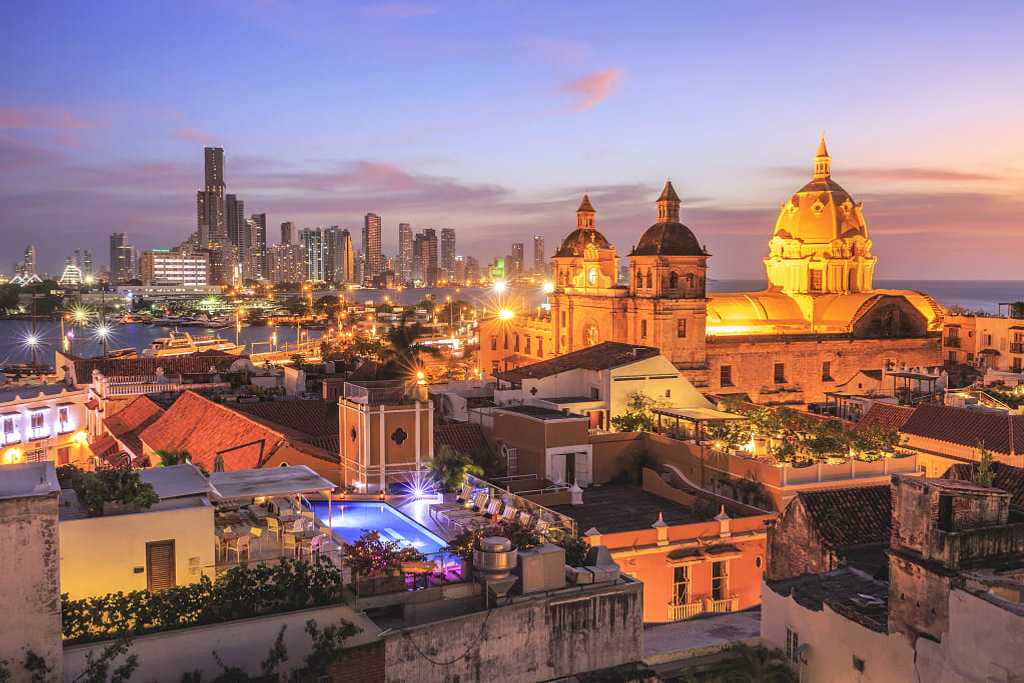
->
0, 106, 96, 130
173, 127, 218, 145
558, 69, 623, 112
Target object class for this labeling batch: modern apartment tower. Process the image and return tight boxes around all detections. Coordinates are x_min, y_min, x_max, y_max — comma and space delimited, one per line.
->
398, 223, 413, 284
225, 194, 246, 249
300, 228, 325, 282
280, 221, 295, 245
413, 229, 439, 286
196, 147, 226, 247
109, 233, 135, 283
250, 213, 268, 278
533, 235, 545, 273
440, 228, 456, 283
362, 213, 382, 282
510, 242, 524, 278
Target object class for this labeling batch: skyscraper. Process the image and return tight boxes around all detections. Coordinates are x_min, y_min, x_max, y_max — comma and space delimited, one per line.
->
533, 235, 545, 273
109, 233, 135, 282
340, 229, 355, 283
510, 242, 524, 278
82, 250, 94, 278
267, 243, 306, 284
300, 228, 333, 282
226, 194, 246, 249
250, 213, 268, 278
414, 229, 439, 286
280, 221, 295, 245
440, 228, 456, 283
16, 244, 37, 278
362, 213, 382, 282
398, 223, 413, 284
196, 147, 226, 247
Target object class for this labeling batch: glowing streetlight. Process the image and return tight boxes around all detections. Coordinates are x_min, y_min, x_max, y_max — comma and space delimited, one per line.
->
498, 308, 515, 321
542, 280, 555, 295
94, 323, 112, 356
493, 280, 507, 294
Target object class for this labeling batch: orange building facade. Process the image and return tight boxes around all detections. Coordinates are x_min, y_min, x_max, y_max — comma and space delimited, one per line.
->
480, 139, 944, 405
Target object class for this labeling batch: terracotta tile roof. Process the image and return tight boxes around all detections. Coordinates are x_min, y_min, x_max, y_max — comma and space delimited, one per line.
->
944, 462, 1024, 510
68, 351, 239, 384
88, 434, 119, 460
435, 423, 493, 461
900, 404, 1023, 455
139, 391, 287, 472
103, 395, 165, 457
495, 342, 661, 384
794, 485, 891, 551
228, 400, 340, 463
855, 403, 915, 432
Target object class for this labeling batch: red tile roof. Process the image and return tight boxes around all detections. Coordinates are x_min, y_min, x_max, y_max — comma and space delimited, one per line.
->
228, 400, 339, 462
103, 395, 165, 457
900, 404, 1023, 455
435, 423, 493, 462
944, 462, 1024, 510
855, 403, 915, 432
139, 391, 287, 472
494, 342, 661, 384
793, 485, 892, 551
67, 351, 239, 384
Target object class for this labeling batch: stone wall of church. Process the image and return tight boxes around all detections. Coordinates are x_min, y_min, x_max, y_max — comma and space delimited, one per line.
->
701, 335, 942, 405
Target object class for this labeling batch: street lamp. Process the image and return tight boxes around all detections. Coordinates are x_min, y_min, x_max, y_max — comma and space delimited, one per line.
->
24, 333, 40, 368
94, 323, 112, 356
542, 280, 555, 295
498, 308, 515, 321
493, 280, 507, 295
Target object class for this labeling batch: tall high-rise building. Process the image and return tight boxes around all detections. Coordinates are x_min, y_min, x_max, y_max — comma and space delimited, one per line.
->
196, 147, 226, 247
397, 223, 413, 284
362, 213, 382, 282
267, 243, 306, 284
326, 228, 355, 284
465, 256, 481, 283
18, 244, 37, 278
250, 213, 267, 278
109, 233, 135, 283
300, 228, 326, 282
280, 221, 295, 245
510, 242, 524, 278
82, 250, 94, 278
226, 194, 246, 249
440, 228, 456, 282
413, 229, 439, 286
533, 235, 545, 273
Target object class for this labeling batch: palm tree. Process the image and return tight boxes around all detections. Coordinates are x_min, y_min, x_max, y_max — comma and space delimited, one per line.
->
378, 312, 442, 380
154, 449, 191, 467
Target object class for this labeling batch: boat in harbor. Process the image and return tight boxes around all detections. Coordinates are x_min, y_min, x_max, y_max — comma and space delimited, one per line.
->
141, 331, 245, 357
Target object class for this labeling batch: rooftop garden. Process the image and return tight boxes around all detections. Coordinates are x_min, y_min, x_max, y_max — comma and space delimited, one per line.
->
981, 384, 1024, 409
703, 406, 909, 466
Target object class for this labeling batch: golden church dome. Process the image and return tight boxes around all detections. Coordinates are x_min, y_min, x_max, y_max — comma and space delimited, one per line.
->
773, 136, 867, 244
556, 194, 613, 257
631, 181, 706, 257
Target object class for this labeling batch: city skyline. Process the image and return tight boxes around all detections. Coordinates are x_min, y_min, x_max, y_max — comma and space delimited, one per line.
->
2, 2, 1022, 277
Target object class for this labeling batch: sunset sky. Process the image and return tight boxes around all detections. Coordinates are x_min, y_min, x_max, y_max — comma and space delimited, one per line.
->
2, 1, 1022, 278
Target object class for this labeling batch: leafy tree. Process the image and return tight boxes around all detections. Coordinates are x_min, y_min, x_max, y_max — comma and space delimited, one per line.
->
299, 618, 361, 678
57, 465, 159, 517
976, 444, 995, 487
850, 425, 902, 460
429, 445, 484, 492
71, 636, 139, 683
444, 520, 543, 561
345, 530, 425, 577
377, 312, 442, 379
610, 392, 666, 433
804, 419, 850, 460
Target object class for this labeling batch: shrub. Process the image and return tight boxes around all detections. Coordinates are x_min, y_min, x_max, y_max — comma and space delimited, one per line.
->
56, 465, 159, 517
345, 531, 425, 578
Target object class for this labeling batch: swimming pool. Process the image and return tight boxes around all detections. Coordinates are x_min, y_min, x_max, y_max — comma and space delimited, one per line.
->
307, 501, 448, 555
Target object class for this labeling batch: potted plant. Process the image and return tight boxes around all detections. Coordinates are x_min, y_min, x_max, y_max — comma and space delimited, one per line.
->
346, 531, 424, 597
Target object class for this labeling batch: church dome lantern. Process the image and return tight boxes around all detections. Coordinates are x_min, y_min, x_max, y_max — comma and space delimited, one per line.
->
555, 194, 613, 257
631, 181, 706, 257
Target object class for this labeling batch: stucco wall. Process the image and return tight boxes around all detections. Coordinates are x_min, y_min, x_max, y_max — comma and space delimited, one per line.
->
59, 499, 216, 599
0, 493, 63, 681
767, 498, 835, 581
63, 603, 381, 682
384, 581, 643, 682
761, 580, 915, 683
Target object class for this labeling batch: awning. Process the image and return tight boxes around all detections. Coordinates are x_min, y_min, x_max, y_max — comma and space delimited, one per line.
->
652, 407, 747, 422
979, 348, 1001, 356
666, 548, 704, 566
208, 465, 336, 500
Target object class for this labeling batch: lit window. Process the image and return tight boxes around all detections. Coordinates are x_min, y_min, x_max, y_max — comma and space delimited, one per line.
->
677, 319, 687, 338
720, 365, 734, 387
774, 363, 786, 385
821, 360, 833, 382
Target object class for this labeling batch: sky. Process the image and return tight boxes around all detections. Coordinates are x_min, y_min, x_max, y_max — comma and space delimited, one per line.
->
1, 1, 1022, 279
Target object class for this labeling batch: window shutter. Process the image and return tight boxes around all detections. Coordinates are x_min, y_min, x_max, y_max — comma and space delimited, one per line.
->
146, 540, 176, 592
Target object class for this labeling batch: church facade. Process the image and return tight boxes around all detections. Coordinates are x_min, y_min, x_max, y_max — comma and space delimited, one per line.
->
479, 139, 944, 405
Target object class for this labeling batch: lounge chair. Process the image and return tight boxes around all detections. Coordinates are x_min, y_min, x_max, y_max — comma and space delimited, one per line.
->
428, 483, 475, 520
534, 518, 550, 534
438, 492, 491, 529
498, 505, 518, 524
517, 511, 534, 527
455, 498, 504, 531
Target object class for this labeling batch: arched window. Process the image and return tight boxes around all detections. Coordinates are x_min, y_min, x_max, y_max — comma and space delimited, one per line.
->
645, 271, 653, 288
636, 272, 643, 289
685, 273, 695, 288
669, 272, 679, 289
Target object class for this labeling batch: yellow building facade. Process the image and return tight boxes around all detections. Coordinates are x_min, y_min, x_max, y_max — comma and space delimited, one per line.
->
480, 139, 944, 405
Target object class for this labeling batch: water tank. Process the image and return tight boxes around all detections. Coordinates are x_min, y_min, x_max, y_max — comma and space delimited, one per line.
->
473, 536, 517, 581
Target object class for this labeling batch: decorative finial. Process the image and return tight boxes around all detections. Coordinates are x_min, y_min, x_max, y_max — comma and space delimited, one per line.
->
652, 512, 668, 528
813, 135, 831, 180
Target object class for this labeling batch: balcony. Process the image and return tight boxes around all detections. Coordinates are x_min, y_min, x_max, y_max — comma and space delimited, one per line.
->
1011, 343, 1024, 354
704, 596, 739, 614
945, 337, 962, 348
343, 380, 414, 406
667, 600, 704, 621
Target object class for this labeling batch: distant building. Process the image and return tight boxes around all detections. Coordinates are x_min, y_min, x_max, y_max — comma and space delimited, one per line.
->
139, 250, 209, 287
249, 212, 267, 278
109, 233, 135, 283
453, 255, 466, 285
267, 243, 306, 285
440, 228, 456, 282
58, 260, 83, 286
413, 228, 439, 285
533, 235, 545, 273
509, 242, 524, 278
225, 194, 245, 251
943, 304, 1024, 378
0, 384, 90, 467
15, 244, 37, 279
299, 228, 325, 282
362, 213, 382, 281
196, 146, 226, 247
280, 221, 295, 245
397, 222, 413, 284
464, 255, 480, 283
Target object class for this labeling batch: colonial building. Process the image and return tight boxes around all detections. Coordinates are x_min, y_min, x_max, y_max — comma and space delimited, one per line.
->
480, 139, 944, 405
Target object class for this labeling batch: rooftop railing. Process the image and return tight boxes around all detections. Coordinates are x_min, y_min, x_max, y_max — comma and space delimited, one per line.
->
343, 380, 413, 406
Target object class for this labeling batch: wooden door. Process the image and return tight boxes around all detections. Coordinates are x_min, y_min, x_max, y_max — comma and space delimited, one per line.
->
146, 540, 176, 592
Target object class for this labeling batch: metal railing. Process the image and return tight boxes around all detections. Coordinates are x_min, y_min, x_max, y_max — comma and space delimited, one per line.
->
945, 337, 962, 348
1011, 343, 1024, 354
343, 380, 412, 406
668, 601, 704, 621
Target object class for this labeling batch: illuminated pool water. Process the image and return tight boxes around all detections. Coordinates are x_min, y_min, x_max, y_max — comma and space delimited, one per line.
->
308, 501, 447, 555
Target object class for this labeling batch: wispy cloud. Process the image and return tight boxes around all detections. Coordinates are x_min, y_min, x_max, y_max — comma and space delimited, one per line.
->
777, 164, 1007, 183
173, 127, 219, 145
363, 3, 438, 18
557, 69, 623, 112
0, 106, 97, 130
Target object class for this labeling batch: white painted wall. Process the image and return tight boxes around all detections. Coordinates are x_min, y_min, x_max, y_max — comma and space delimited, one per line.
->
59, 497, 216, 599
